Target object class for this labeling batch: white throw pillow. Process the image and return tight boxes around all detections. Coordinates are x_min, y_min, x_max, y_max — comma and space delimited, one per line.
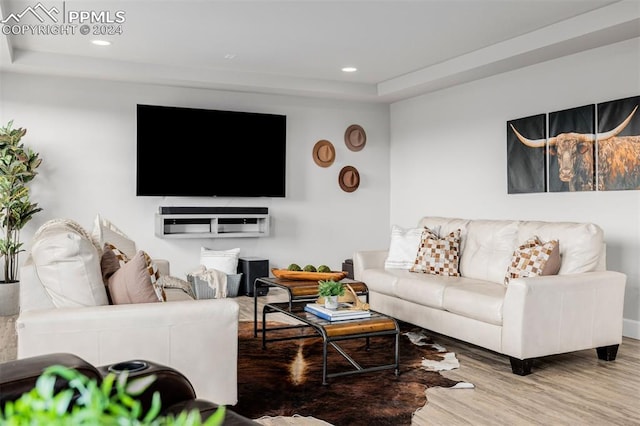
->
200, 247, 241, 275
30, 219, 109, 308
385, 225, 439, 269
91, 214, 137, 259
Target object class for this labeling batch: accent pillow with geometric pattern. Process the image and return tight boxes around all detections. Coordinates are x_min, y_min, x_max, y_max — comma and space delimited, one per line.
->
410, 228, 461, 276
100, 242, 130, 284
504, 236, 560, 286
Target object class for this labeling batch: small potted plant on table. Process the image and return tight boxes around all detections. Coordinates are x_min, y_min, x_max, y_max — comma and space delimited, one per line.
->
318, 279, 345, 309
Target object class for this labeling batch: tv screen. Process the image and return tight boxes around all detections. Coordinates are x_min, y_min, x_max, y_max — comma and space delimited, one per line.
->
136, 104, 286, 197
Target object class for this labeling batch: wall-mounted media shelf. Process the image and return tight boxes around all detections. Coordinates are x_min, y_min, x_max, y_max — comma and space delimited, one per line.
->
155, 207, 270, 238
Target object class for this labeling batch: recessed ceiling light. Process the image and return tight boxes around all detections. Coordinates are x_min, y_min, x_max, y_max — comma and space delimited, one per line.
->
342, 67, 357, 73
92, 40, 111, 46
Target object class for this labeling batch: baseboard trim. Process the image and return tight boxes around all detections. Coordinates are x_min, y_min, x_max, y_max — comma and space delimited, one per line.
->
623, 318, 639, 340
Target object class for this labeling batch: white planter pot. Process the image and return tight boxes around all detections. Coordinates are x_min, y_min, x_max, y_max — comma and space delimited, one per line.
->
0, 281, 19, 316
324, 295, 339, 310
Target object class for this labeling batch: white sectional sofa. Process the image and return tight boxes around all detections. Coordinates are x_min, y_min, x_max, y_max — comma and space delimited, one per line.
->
16, 218, 239, 405
353, 216, 627, 375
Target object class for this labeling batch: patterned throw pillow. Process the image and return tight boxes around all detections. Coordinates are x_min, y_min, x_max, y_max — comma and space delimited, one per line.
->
410, 228, 461, 276
100, 242, 130, 283
504, 236, 560, 285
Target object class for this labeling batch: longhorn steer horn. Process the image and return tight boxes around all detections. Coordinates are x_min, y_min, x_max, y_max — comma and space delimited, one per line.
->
510, 105, 638, 147
598, 105, 638, 141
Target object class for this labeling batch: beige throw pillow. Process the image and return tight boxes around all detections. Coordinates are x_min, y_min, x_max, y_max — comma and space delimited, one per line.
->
30, 219, 109, 308
410, 228, 461, 277
92, 214, 137, 259
107, 251, 165, 304
504, 236, 560, 285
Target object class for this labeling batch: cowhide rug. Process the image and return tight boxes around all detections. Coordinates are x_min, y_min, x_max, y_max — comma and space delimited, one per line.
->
234, 320, 470, 426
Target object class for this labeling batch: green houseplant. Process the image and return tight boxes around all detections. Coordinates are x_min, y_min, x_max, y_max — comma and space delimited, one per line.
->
318, 280, 345, 309
0, 364, 226, 425
0, 120, 42, 315
0, 120, 42, 283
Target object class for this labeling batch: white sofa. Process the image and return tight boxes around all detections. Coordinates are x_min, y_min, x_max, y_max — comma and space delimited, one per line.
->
353, 216, 627, 375
16, 218, 239, 405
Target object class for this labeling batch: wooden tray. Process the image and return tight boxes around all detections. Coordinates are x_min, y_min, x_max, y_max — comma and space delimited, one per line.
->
271, 269, 347, 281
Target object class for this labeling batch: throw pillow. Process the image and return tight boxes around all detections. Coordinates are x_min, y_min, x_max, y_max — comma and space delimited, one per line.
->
200, 247, 241, 275
384, 225, 440, 270
100, 242, 130, 283
91, 214, 137, 259
410, 228, 461, 276
107, 250, 165, 304
29, 219, 109, 308
504, 236, 560, 285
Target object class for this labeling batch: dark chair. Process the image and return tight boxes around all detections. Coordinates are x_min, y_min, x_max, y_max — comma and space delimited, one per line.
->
0, 353, 257, 425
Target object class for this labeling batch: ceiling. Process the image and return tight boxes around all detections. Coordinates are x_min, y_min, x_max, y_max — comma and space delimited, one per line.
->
1, 0, 639, 103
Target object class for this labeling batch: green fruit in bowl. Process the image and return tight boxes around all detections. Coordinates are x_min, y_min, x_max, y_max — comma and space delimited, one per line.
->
317, 265, 331, 273
288, 263, 302, 271
303, 264, 317, 272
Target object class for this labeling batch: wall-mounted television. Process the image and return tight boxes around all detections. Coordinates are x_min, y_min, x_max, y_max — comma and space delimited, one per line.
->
136, 104, 286, 197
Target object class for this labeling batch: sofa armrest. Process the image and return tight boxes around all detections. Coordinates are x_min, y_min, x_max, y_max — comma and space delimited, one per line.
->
353, 250, 388, 281
16, 298, 239, 406
502, 271, 626, 359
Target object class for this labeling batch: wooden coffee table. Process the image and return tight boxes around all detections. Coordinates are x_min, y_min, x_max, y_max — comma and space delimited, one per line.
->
252, 276, 369, 337
261, 300, 399, 385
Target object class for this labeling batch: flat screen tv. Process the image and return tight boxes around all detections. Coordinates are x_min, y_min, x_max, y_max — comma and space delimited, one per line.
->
136, 104, 286, 197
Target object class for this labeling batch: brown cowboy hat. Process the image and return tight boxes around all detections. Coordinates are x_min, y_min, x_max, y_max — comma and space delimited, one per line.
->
344, 124, 366, 152
339, 166, 360, 192
312, 139, 335, 167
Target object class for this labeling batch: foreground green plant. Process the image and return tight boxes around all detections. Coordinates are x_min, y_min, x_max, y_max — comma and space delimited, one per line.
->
0, 365, 225, 425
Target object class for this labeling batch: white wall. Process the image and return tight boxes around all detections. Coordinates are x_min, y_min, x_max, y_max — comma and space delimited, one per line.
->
390, 38, 640, 338
0, 72, 390, 282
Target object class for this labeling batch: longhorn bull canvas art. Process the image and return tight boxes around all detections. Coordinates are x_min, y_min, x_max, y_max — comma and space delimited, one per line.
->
507, 95, 640, 193
597, 96, 640, 191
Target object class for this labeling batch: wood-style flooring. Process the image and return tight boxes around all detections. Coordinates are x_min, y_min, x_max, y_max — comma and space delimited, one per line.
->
3, 290, 638, 425
244, 289, 640, 426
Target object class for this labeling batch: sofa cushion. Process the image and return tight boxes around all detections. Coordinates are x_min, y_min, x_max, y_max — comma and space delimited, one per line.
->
410, 228, 461, 276
417, 217, 471, 250
517, 221, 604, 274
395, 273, 468, 310
107, 251, 165, 304
29, 219, 109, 308
460, 220, 520, 284
359, 268, 400, 298
200, 247, 241, 275
92, 214, 137, 259
384, 225, 425, 269
504, 236, 560, 285
442, 281, 506, 325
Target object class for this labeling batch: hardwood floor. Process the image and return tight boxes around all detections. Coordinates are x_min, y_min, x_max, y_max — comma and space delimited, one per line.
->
3, 291, 638, 425
244, 289, 640, 425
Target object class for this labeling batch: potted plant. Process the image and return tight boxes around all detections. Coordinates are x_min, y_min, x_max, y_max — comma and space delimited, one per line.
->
0, 364, 225, 425
0, 120, 42, 316
318, 279, 345, 309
